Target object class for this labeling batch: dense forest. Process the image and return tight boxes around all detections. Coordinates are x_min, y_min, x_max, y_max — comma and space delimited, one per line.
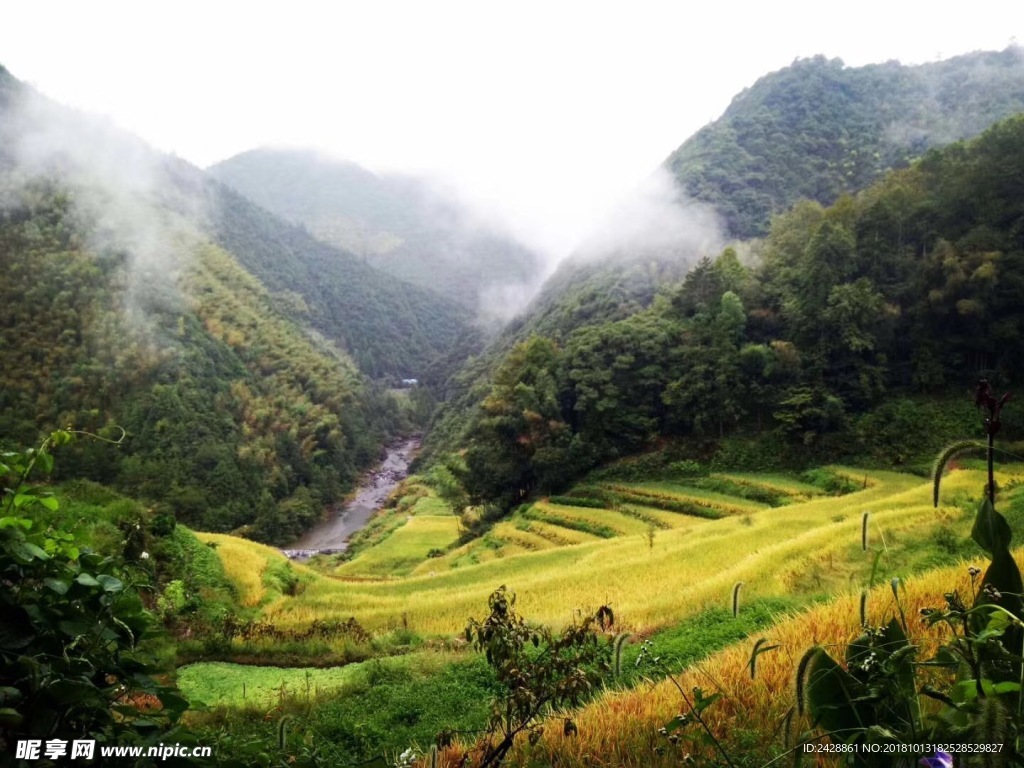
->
0, 175, 405, 542
446, 114, 1024, 509
667, 47, 1024, 238
201, 176, 474, 377
209, 148, 544, 317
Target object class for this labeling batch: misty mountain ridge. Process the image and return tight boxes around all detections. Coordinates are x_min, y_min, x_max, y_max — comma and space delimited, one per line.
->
208, 147, 546, 322
666, 45, 1024, 238
507, 45, 1024, 341
421, 46, 1024, 463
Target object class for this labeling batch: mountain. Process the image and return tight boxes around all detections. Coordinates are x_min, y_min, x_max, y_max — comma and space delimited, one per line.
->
208, 148, 545, 318
425, 46, 1024, 459
0, 64, 469, 542
666, 46, 1024, 239
444, 112, 1024, 510
200, 177, 473, 378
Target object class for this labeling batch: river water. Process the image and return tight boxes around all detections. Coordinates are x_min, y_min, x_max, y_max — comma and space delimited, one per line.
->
282, 436, 420, 557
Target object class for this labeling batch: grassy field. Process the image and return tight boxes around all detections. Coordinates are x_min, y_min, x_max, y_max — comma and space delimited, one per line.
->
200, 466, 1010, 638
178, 650, 466, 708
182, 652, 497, 767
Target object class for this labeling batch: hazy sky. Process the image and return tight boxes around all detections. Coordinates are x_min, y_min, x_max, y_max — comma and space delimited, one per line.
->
2, 1, 1020, 257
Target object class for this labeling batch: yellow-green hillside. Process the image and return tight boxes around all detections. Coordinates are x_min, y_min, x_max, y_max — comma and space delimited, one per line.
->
200, 466, 1008, 637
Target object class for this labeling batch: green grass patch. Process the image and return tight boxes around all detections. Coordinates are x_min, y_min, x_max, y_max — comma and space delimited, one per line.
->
618, 597, 804, 677
520, 505, 618, 538
801, 467, 865, 495
186, 653, 497, 766
409, 495, 452, 515
546, 495, 608, 509
179, 660, 369, 707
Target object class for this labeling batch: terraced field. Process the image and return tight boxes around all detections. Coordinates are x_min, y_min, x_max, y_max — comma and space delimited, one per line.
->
201, 465, 1012, 637
416, 469, 846, 570
334, 515, 460, 578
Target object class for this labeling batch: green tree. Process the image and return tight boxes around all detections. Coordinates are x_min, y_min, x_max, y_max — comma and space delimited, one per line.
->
464, 337, 570, 508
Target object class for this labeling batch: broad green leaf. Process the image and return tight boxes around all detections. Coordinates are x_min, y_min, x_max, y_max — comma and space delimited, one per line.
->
805, 649, 869, 738
977, 549, 1024, 618
12, 541, 49, 562
36, 452, 53, 475
0, 687, 22, 704
37, 495, 58, 511
663, 715, 687, 733
97, 574, 123, 593
0, 708, 23, 727
157, 691, 190, 717
58, 620, 95, 638
46, 679, 96, 705
972, 498, 1013, 556
74, 573, 101, 587
43, 578, 69, 595
0, 620, 34, 649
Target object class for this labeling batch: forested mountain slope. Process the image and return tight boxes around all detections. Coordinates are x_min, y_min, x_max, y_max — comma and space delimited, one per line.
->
440, 114, 1024, 508
209, 148, 544, 316
425, 48, 1024, 469
667, 46, 1024, 238
0, 64, 462, 542
201, 176, 472, 378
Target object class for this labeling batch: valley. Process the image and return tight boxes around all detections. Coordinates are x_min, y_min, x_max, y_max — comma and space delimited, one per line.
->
285, 436, 420, 557
3, 38, 1024, 768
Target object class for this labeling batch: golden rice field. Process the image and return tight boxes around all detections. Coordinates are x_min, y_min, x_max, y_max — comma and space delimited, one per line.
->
195, 533, 286, 607
602, 481, 771, 515
333, 515, 460, 578
467, 554, 1004, 768
407, 469, 835, 570
200, 466, 1014, 637
712, 471, 826, 500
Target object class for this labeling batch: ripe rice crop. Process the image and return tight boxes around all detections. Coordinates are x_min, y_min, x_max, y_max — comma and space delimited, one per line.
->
484, 556, 997, 768
529, 501, 655, 537
335, 515, 460, 578
204, 467, 1017, 644
606, 482, 770, 515
195, 532, 298, 607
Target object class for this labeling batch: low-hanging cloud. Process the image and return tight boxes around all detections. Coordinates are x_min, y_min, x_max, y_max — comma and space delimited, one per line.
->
464, 167, 726, 326
572, 166, 725, 265
1, 80, 205, 331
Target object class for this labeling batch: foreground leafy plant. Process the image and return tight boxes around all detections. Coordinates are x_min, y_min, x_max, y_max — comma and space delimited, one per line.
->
796, 381, 1023, 765
459, 586, 613, 767
0, 430, 193, 758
